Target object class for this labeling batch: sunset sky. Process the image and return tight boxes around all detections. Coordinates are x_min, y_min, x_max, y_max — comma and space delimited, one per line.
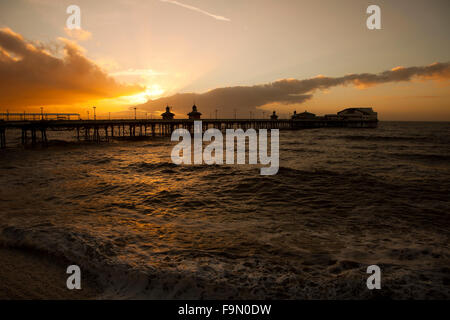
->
0, 0, 449, 120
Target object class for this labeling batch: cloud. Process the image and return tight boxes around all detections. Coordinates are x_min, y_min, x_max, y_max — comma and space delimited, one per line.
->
137, 62, 450, 116
160, 0, 230, 21
64, 27, 92, 41
0, 28, 143, 109
110, 69, 166, 77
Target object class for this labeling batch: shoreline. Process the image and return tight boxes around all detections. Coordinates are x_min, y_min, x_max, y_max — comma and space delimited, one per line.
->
0, 246, 102, 300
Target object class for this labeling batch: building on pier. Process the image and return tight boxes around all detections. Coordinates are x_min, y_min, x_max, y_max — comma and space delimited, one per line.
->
187, 104, 202, 119
292, 110, 316, 119
161, 106, 175, 120
324, 114, 339, 120
337, 108, 377, 121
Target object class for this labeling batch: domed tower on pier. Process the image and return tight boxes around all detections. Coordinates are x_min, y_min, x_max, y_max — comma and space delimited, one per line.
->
187, 104, 202, 120
161, 105, 175, 120
270, 111, 278, 120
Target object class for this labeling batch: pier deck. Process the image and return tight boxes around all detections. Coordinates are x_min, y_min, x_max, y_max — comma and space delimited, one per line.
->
0, 118, 377, 148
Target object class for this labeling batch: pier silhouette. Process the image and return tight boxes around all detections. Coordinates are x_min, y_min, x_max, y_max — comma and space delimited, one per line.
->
0, 110, 378, 148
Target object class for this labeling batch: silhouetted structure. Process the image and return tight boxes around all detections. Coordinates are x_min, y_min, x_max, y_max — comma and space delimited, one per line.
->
337, 108, 377, 120
0, 107, 378, 149
187, 104, 202, 119
161, 106, 174, 120
292, 110, 316, 119
291, 111, 297, 119
270, 111, 278, 120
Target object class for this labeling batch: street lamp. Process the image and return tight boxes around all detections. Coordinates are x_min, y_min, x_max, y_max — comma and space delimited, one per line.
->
93, 106, 96, 120
134, 107, 137, 120
40, 107, 44, 120
87, 110, 90, 120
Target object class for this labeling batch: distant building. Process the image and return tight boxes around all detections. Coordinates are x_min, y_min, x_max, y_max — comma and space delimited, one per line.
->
187, 104, 202, 119
270, 111, 278, 120
292, 110, 316, 119
337, 108, 377, 120
161, 106, 175, 120
324, 114, 339, 120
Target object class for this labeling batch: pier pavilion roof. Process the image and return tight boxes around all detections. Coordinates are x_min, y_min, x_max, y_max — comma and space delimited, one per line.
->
187, 104, 202, 119
161, 106, 175, 120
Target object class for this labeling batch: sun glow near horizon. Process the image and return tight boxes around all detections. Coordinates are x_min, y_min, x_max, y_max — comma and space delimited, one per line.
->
121, 85, 166, 105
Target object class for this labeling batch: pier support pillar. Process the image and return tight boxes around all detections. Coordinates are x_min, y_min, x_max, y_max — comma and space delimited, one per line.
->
40, 128, 48, 147
31, 128, 37, 145
21, 128, 27, 145
0, 128, 5, 149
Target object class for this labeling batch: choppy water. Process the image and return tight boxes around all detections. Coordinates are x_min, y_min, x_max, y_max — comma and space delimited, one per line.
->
0, 122, 449, 299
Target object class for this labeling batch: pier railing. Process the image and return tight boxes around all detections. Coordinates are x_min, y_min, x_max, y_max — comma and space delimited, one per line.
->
0, 113, 80, 121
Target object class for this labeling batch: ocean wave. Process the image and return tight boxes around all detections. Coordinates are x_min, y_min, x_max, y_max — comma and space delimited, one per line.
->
281, 147, 324, 154
81, 157, 115, 165
0, 224, 339, 299
125, 161, 178, 172
338, 135, 429, 142
390, 152, 450, 163
1, 223, 447, 299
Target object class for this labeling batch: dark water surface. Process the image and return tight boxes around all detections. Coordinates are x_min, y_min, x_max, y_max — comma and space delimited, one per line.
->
0, 122, 449, 299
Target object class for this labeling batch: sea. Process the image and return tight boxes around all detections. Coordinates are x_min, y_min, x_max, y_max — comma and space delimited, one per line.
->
0, 121, 449, 299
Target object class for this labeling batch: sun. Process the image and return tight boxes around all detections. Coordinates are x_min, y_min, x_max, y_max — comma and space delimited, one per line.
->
122, 84, 165, 104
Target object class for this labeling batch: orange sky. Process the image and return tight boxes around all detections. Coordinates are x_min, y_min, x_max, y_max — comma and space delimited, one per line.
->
0, 0, 449, 120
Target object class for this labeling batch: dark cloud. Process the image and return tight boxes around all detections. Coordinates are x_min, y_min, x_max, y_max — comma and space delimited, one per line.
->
0, 28, 142, 109
138, 62, 450, 116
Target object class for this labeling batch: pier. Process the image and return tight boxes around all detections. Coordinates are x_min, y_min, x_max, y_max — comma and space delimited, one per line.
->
0, 112, 377, 148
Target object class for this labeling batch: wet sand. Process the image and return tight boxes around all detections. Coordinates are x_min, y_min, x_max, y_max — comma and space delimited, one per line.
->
0, 247, 102, 299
